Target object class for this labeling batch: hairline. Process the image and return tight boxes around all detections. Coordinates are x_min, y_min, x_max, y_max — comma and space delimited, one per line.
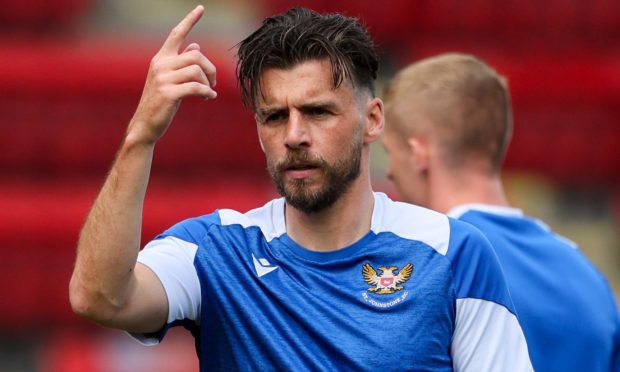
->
253, 57, 374, 112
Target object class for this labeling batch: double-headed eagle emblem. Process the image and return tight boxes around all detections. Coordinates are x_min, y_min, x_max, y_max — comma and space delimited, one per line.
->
362, 263, 414, 295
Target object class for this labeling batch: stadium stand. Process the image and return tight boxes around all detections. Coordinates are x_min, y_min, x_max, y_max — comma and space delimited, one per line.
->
0, 0, 619, 368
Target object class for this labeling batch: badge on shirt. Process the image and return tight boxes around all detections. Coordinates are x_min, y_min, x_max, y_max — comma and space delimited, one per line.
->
360, 263, 413, 308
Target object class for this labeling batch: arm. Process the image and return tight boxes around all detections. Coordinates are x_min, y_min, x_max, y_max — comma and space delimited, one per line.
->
446, 219, 533, 371
69, 5, 217, 334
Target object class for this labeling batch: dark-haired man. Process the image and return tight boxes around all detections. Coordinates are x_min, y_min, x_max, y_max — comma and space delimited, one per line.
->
70, 7, 532, 370
383, 52, 620, 372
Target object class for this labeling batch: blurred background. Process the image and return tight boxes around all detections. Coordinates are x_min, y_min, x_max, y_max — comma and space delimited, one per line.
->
1, 0, 619, 370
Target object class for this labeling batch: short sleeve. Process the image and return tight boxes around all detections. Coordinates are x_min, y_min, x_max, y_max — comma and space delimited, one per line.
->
446, 218, 533, 371
128, 236, 201, 345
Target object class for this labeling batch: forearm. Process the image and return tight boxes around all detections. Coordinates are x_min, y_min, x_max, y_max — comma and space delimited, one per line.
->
69, 5, 214, 330
69, 131, 155, 324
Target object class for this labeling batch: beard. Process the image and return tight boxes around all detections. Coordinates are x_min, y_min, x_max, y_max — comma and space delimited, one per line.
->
267, 138, 362, 214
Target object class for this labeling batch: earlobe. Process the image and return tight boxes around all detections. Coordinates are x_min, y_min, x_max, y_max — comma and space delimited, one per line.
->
364, 97, 385, 142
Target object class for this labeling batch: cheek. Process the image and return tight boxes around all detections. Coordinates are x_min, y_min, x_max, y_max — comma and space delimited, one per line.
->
386, 152, 417, 199
389, 152, 407, 177
257, 128, 279, 155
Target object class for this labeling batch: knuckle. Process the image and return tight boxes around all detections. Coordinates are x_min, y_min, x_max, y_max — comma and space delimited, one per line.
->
152, 73, 166, 86
149, 56, 159, 68
191, 65, 204, 79
189, 82, 202, 94
187, 50, 204, 64
187, 49, 201, 58
159, 86, 175, 100
150, 59, 164, 74
169, 27, 181, 39
156, 85, 167, 97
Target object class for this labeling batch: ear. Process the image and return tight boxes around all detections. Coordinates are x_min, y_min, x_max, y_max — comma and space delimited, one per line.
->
407, 136, 429, 173
363, 97, 385, 143
255, 114, 266, 153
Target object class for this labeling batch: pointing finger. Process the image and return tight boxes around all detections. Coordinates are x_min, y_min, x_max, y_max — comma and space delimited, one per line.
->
160, 5, 205, 55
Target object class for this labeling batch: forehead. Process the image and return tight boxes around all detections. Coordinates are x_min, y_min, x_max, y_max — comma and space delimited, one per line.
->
256, 59, 356, 108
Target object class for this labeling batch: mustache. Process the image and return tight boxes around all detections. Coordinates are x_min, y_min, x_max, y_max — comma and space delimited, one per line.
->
275, 150, 325, 172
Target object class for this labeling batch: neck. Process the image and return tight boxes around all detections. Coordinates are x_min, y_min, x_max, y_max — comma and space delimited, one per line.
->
285, 169, 375, 252
428, 164, 509, 214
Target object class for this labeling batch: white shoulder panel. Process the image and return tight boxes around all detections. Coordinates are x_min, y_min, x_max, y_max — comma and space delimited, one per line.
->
371, 193, 451, 256
219, 198, 286, 242
452, 298, 533, 371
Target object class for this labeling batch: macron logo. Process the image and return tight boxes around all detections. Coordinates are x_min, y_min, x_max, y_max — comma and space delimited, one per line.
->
252, 254, 279, 278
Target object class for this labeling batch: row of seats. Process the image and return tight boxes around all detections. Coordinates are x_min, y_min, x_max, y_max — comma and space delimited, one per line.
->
0, 176, 276, 329
0, 0, 90, 28
2, 37, 618, 178
4, 1, 619, 43
260, 0, 620, 48
0, 38, 263, 175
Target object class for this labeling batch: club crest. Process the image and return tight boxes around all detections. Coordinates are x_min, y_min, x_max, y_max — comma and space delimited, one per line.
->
362, 263, 414, 295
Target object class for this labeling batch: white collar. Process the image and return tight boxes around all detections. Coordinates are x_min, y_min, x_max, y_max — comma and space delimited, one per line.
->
447, 203, 524, 219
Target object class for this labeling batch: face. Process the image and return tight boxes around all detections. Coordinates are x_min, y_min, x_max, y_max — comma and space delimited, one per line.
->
382, 108, 429, 207
255, 59, 371, 214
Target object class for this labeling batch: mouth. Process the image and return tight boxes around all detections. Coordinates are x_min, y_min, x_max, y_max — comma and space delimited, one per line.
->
286, 162, 318, 171
283, 162, 320, 179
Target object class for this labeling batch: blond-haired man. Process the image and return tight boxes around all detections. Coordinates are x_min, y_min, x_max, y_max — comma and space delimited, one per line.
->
383, 52, 620, 372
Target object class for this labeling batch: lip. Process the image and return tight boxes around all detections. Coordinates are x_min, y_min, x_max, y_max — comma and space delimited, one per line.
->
284, 163, 319, 179
285, 168, 317, 179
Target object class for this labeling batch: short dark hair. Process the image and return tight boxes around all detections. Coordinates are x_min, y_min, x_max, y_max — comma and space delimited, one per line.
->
236, 7, 379, 109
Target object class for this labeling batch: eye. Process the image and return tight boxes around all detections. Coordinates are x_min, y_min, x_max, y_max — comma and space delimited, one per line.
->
309, 107, 329, 117
263, 111, 288, 124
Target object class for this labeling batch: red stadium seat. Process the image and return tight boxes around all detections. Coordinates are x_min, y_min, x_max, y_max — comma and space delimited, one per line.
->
0, 38, 263, 174
0, 176, 276, 329
0, 37, 274, 330
0, 0, 91, 29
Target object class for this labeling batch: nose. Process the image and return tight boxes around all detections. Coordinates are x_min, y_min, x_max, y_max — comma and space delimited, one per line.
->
284, 111, 310, 149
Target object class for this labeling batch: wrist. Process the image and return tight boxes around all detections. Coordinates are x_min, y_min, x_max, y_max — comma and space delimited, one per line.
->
124, 118, 160, 147
121, 129, 157, 155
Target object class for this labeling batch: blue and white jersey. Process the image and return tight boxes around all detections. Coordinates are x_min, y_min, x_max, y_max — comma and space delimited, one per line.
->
134, 193, 532, 371
449, 204, 620, 372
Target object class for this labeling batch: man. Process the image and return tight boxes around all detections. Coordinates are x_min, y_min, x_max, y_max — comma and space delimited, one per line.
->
382, 52, 620, 372
70, 7, 532, 370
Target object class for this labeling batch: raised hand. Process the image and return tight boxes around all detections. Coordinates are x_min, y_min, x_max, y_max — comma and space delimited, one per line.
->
70, 5, 219, 334
129, 5, 217, 145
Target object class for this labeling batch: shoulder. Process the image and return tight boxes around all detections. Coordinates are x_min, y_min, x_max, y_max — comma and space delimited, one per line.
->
371, 192, 451, 255
444, 218, 503, 285
157, 198, 285, 245
372, 193, 491, 258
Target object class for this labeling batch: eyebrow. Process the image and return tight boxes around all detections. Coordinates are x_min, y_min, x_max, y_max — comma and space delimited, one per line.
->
256, 107, 288, 123
257, 101, 339, 116
298, 101, 338, 114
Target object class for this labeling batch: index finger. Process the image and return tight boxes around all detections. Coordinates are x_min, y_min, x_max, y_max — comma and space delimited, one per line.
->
159, 5, 205, 55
